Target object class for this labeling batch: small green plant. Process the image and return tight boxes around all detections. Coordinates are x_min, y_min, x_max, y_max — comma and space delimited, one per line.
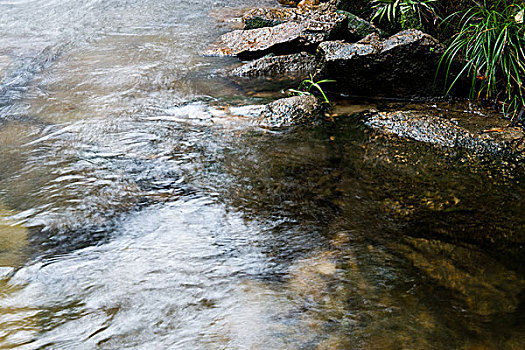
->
371, 0, 438, 29
440, 0, 525, 120
288, 75, 335, 104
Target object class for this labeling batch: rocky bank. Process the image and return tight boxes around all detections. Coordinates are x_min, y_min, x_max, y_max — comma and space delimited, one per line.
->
204, 0, 524, 158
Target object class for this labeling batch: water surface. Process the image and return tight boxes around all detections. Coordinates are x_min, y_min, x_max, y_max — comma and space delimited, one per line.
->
0, 0, 524, 349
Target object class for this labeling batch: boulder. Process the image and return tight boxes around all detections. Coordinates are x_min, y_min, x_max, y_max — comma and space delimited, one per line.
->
366, 111, 525, 156
231, 52, 318, 77
204, 11, 347, 59
261, 95, 325, 127
316, 29, 446, 97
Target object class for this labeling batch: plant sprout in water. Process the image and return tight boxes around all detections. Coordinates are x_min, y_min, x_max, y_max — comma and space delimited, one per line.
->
288, 75, 336, 104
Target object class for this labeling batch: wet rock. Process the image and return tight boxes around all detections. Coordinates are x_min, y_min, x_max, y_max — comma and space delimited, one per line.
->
337, 10, 382, 41
204, 11, 347, 59
231, 52, 318, 77
316, 29, 446, 97
261, 95, 324, 127
242, 8, 300, 30
365, 111, 525, 156
225, 95, 325, 127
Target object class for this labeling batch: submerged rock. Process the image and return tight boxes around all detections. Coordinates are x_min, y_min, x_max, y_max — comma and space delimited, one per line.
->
316, 29, 446, 97
204, 12, 347, 59
366, 111, 525, 156
261, 95, 324, 127
231, 52, 318, 77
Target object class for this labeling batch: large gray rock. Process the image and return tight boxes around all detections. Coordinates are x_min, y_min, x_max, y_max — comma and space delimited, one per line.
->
204, 11, 347, 59
231, 52, 318, 77
316, 29, 447, 97
366, 111, 525, 156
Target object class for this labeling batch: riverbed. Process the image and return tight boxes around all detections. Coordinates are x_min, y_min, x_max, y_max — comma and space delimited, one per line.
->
0, 0, 524, 349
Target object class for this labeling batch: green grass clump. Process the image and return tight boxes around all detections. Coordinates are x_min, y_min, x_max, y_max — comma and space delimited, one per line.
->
440, 0, 525, 121
371, 0, 439, 30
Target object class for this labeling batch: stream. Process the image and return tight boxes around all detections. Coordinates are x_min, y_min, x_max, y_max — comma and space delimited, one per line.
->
0, 0, 524, 349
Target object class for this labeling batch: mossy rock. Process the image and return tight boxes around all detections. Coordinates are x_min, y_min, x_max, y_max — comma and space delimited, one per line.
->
337, 10, 382, 41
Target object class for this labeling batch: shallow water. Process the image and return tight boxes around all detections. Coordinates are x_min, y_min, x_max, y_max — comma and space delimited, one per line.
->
0, 0, 524, 349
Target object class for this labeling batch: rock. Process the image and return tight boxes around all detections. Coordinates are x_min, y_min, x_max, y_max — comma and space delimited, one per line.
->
278, 0, 301, 6
204, 22, 304, 58
242, 7, 374, 42
365, 111, 525, 156
204, 11, 347, 59
243, 8, 299, 30
226, 95, 325, 127
204, 22, 302, 58
278, 0, 333, 7
337, 10, 382, 41
261, 95, 325, 127
231, 52, 318, 77
316, 29, 446, 97
297, 0, 321, 9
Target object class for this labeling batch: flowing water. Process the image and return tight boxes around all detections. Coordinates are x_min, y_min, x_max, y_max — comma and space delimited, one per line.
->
0, 0, 524, 349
